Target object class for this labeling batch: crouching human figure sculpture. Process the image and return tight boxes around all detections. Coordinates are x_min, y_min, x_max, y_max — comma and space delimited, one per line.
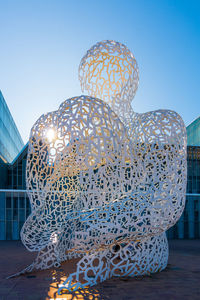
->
17, 41, 186, 292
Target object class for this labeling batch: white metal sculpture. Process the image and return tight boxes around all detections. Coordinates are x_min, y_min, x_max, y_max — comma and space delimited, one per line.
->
16, 40, 187, 293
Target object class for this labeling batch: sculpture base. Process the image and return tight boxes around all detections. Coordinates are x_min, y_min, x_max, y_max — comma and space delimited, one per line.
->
58, 232, 168, 293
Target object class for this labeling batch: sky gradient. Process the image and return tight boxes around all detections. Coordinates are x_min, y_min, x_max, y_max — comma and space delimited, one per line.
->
0, 0, 200, 143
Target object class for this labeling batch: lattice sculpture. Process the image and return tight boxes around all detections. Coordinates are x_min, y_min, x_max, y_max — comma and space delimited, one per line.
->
13, 41, 187, 293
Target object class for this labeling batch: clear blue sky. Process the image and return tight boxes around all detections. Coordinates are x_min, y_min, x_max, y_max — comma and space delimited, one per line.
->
0, 0, 199, 143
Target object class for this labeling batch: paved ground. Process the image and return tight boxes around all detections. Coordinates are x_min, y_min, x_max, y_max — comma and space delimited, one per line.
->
0, 240, 200, 300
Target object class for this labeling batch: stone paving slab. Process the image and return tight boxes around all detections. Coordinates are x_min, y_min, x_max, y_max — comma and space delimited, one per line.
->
0, 240, 200, 300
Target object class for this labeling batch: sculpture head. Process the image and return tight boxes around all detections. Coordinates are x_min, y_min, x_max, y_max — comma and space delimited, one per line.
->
79, 40, 139, 119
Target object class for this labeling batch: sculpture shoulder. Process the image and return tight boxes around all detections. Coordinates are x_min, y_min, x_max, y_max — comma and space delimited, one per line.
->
131, 109, 186, 145
139, 109, 185, 128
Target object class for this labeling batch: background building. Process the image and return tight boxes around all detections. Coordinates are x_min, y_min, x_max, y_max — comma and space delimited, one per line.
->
187, 117, 200, 146
0, 91, 24, 163
0, 91, 30, 240
0, 92, 200, 240
167, 119, 200, 239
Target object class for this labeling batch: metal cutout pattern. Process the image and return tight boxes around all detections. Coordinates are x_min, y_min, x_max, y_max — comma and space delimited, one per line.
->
79, 40, 139, 120
14, 41, 187, 292
58, 233, 168, 292
21, 96, 129, 253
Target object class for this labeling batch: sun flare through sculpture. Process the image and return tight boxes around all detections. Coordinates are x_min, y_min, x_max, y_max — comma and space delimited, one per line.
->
12, 40, 187, 293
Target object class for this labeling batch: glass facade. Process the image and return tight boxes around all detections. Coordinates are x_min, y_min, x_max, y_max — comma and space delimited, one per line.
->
0, 90, 30, 240
0, 190, 31, 240
187, 146, 200, 194
7, 145, 28, 190
0, 90, 24, 163
167, 146, 200, 239
187, 117, 200, 146
0, 145, 31, 240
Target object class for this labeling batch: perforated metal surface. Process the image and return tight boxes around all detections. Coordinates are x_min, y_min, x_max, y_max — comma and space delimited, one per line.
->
17, 41, 187, 292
